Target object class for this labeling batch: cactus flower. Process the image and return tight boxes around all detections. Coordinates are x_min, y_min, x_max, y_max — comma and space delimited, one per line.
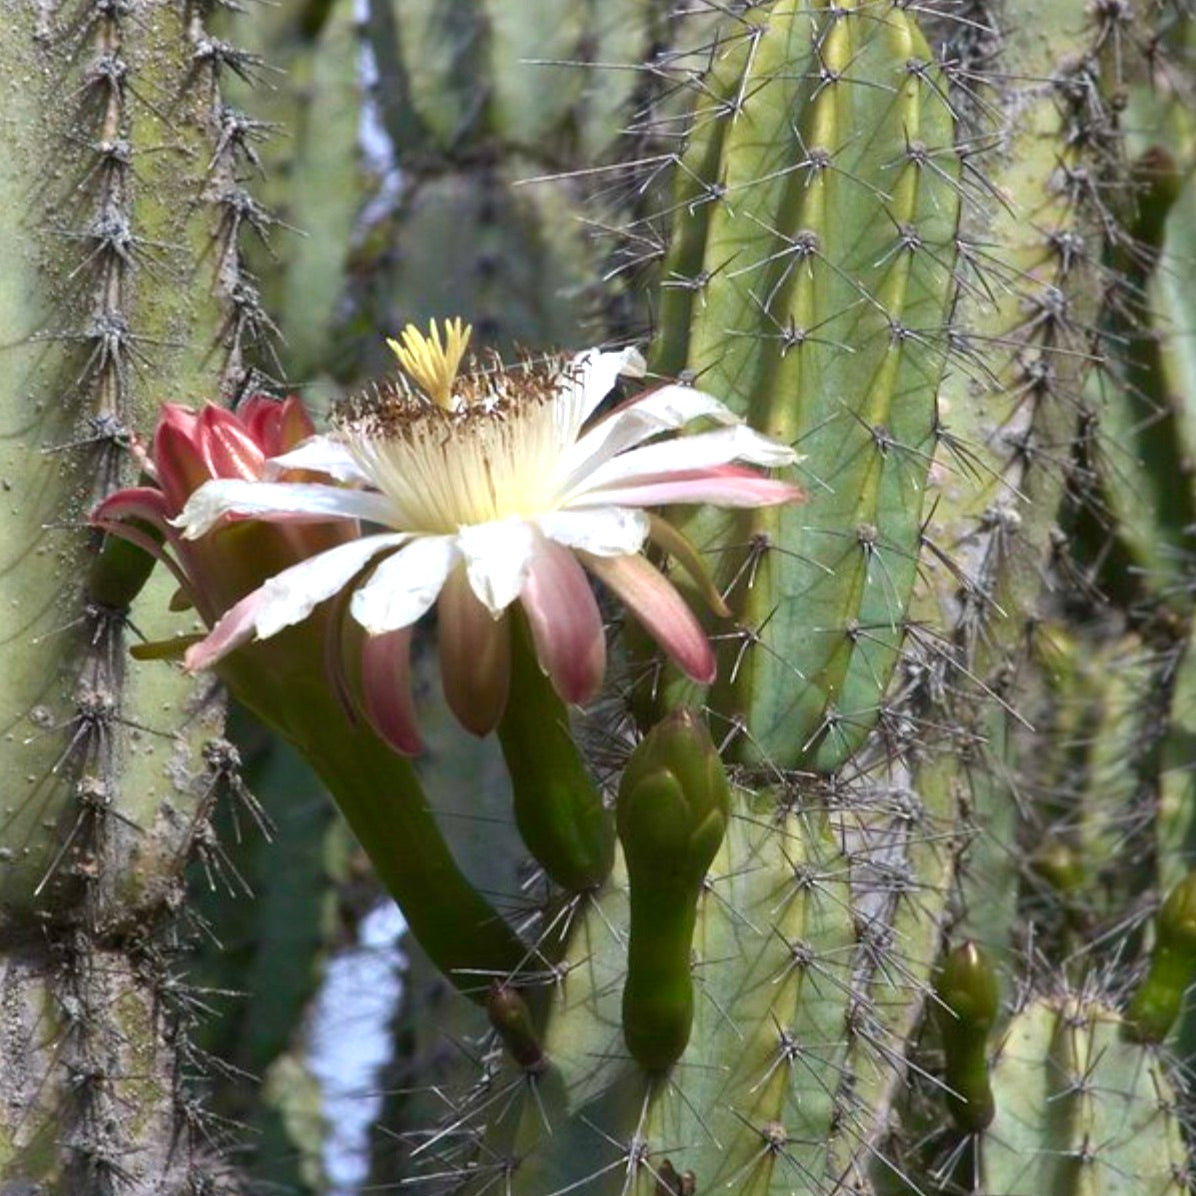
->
92, 394, 356, 636
168, 321, 803, 750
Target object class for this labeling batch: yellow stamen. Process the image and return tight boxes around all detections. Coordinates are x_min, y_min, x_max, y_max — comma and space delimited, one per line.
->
386, 318, 473, 409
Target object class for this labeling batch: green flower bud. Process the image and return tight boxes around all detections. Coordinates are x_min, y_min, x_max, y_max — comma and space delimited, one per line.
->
934, 940, 999, 1132
87, 524, 162, 611
1128, 873, 1196, 1043
617, 709, 730, 1073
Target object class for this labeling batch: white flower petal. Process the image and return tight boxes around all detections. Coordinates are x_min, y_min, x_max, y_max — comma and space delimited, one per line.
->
557, 345, 647, 431
254, 534, 410, 638
457, 518, 537, 615
350, 534, 460, 634
187, 533, 409, 669
538, 506, 649, 557
173, 479, 395, 539
558, 383, 742, 491
267, 435, 371, 483
569, 424, 798, 499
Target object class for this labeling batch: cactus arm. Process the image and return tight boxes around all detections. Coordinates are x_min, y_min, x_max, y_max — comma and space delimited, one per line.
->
983, 998, 1187, 1195
647, 2, 961, 771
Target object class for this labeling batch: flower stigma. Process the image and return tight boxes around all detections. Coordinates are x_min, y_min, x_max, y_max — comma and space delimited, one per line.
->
385, 317, 474, 409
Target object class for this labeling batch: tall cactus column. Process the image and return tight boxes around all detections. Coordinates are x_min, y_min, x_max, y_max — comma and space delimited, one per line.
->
0, 1, 282, 1189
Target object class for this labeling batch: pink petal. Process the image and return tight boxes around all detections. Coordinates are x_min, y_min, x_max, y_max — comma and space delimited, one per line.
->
277, 395, 317, 449
240, 395, 318, 457
560, 382, 740, 489
91, 485, 174, 532
580, 552, 715, 684
183, 588, 266, 671
197, 405, 268, 480
360, 627, 423, 755
183, 533, 408, 669
153, 410, 210, 511
573, 424, 797, 497
520, 538, 606, 705
437, 566, 511, 735
173, 479, 394, 538
576, 465, 804, 509
266, 437, 371, 485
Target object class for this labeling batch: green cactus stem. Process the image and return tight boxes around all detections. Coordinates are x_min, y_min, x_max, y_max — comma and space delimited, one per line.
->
983, 995, 1188, 1195
646, 0, 961, 771
497, 610, 615, 893
221, 637, 530, 1000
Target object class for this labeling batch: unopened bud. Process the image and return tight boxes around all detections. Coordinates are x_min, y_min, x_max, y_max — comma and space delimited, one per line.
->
934, 940, 999, 1131
487, 982, 545, 1073
617, 709, 730, 1073
1128, 873, 1196, 1043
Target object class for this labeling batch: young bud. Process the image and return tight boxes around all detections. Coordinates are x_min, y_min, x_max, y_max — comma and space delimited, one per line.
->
1127, 872, 1196, 1043
617, 709, 730, 1073
934, 940, 999, 1132
487, 982, 545, 1073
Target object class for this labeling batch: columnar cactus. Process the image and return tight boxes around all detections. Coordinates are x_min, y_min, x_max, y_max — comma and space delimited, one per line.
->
0, 0, 284, 1188
7, 1, 1196, 1195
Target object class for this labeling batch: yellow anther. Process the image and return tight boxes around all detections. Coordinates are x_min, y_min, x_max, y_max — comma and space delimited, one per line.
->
387, 318, 473, 409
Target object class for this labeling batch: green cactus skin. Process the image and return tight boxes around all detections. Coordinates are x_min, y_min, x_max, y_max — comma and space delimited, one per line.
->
616, 709, 730, 1072
645, 0, 961, 772
186, 719, 340, 1196
0, 0, 1185, 1188
1086, 159, 1195, 610
345, 0, 658, 374
982, 995, 1187, 1195
1159, 630, 1196, 898
1148, 169, 1196, 494
390, 794, 855, 1194
363, 2, 1196, 1192
214, 0, 370, 389
0, 0, 291, 1186
933, 941, 999, 1133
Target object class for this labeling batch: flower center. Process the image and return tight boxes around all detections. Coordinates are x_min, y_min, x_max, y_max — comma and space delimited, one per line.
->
341, 334, 572, 532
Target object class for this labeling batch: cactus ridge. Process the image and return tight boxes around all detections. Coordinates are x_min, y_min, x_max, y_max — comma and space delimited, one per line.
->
635, 2, 964, 775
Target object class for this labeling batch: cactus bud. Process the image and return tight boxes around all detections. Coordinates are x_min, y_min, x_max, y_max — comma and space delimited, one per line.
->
1127, 872, 1196, 1043
655, 1159, 697, 1195
617, 709, 730, 1073
934, 940, 999, 1132
498, 609, 614, 893
1029, 838, 1086, 895
487, 981, 545, 1073
86, 524, 162, 612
